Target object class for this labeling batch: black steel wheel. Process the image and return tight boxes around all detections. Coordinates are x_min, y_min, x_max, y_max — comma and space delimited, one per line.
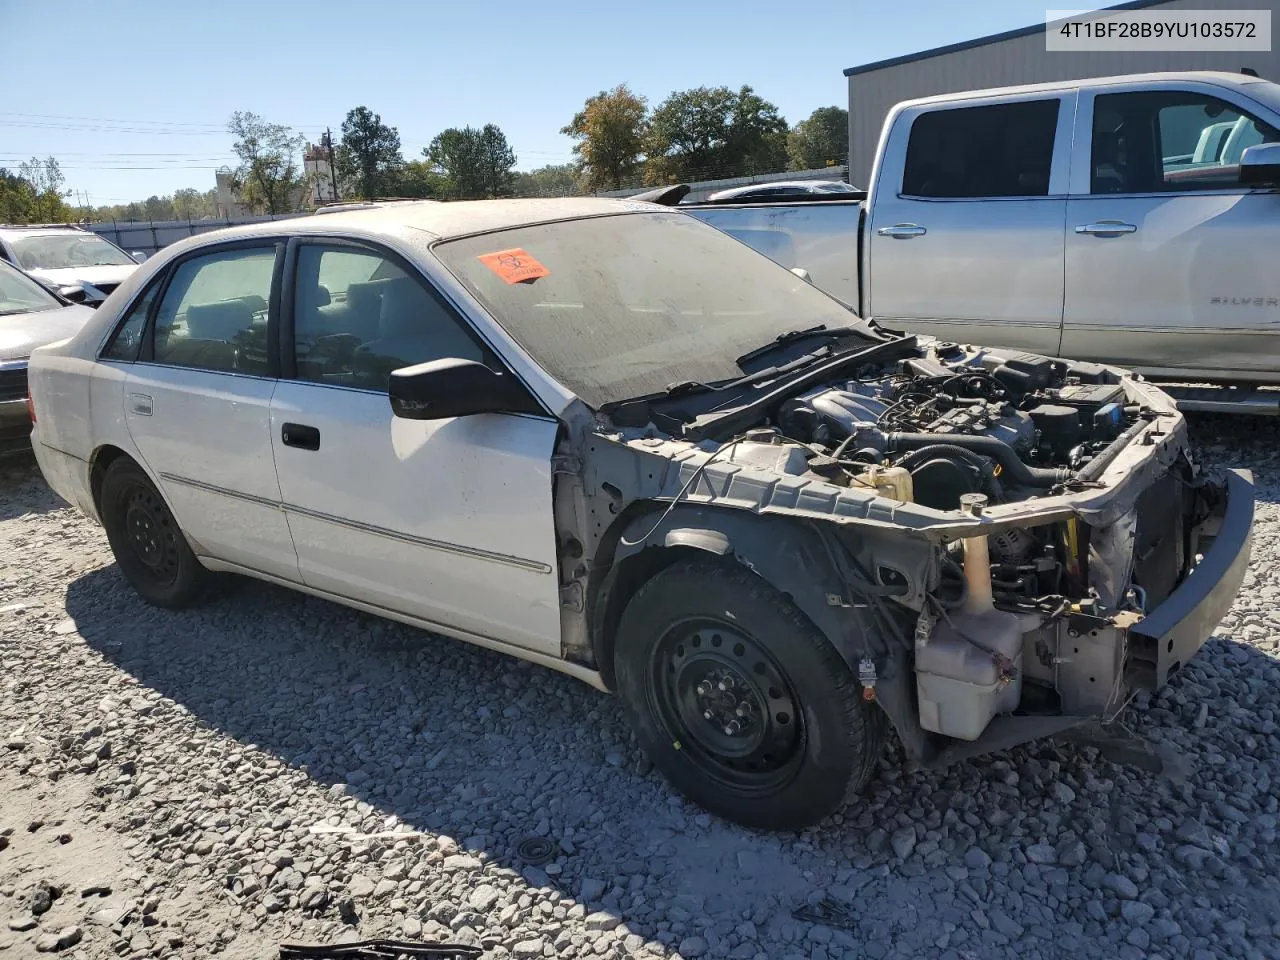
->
100, 458, 211, 608
615, 557, 884, 831
649, 620, 805, 794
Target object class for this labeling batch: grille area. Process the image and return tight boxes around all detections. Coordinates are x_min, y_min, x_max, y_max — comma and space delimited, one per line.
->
0, 364, 29, 403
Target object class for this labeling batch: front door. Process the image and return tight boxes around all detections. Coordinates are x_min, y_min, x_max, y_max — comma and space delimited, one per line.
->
268, 240, 563, 655
867, 94, 1073, 354
120, 241, 300, 580
1061, 85, 1280, 378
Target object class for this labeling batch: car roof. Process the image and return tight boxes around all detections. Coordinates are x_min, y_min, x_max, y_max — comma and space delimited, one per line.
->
898, 70, 1274, 108
190, 197, 661, 246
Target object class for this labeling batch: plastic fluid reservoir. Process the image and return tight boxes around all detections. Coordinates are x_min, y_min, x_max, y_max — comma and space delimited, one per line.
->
855, 465, 914, 502
915, 494, 1023, 740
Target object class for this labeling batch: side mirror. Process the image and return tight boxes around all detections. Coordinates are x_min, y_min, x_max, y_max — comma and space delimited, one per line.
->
1239, 143, 1280, 186
389, 357, 529, 420
790, 266, 813, 284
131, 251, 149, 263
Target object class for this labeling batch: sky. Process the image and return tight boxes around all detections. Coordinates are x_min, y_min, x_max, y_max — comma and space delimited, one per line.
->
1, 0, 1064, 206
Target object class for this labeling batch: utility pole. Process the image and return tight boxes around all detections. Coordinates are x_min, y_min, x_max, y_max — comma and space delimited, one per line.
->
325, 127, 339, 202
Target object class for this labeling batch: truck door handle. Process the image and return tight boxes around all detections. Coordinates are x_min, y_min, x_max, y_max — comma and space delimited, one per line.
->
1075, 221, 1138, 236
281, 422, 320, 451
877, 223, 928, 239
127, 393, 153, 416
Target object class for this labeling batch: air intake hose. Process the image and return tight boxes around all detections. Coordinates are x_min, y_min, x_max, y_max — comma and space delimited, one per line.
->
885, 432, 1070, 488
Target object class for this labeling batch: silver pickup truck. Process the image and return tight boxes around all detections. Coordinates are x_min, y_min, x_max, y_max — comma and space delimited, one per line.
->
654, 71, 1280, 414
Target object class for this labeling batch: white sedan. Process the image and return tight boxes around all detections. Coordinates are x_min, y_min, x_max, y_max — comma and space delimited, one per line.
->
27, 198, 1252, 829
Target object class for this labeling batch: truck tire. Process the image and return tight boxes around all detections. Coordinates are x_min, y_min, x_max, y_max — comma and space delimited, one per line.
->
614, 556, 884, 830
100, 458, 211, 609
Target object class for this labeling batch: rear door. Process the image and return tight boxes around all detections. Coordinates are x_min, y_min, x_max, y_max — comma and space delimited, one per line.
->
118, 241, 300, 580
866, 92, 1075, 353
1061, 82, 1280, 378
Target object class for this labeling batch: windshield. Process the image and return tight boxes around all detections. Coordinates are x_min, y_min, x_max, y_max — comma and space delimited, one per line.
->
0, 260, 61, 316
434, 211, 872, 407
11, 232, 134, 270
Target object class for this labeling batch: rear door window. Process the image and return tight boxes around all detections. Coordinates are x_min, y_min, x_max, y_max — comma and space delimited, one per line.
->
902, 99, 1061, 198
151, 246, 277, 375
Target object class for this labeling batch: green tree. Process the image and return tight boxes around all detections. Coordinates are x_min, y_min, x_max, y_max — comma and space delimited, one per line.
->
142, 195, 176, 221
644, 86, 788, 184
227, 111, 309, 214
511, 164, 583, 198
561, 85, 648, 191
0, 158, 74, 223
389, 159, 446, 198
336, 106, 404, 199
172, 187, 217, 220
425, 124, 516, 199
787, 106, 849, 171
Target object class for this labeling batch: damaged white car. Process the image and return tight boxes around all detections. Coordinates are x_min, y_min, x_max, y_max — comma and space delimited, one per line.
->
27, 198, 1253, 829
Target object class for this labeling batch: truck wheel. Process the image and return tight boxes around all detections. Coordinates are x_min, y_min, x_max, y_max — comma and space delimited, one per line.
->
100, 458, 211, 609
614, 557, 883, 830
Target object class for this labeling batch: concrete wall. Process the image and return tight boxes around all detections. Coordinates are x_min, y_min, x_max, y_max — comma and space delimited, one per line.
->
845, 0, 1280, 184
86, 213, 300, 257
597, 165, 850, 201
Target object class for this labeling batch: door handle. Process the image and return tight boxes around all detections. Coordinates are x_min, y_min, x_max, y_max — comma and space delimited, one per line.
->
127, 393, 153, 416
1074, 221, 1138, 236
281, 422, 320, 451
876, 223, 928, 239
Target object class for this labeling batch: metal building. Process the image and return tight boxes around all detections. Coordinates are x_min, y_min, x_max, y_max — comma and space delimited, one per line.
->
844, 0, 1280, 185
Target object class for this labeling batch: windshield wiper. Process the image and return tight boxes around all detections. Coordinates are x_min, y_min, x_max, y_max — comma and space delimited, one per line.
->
735, 324, 863, 367
663, 342, 842, 400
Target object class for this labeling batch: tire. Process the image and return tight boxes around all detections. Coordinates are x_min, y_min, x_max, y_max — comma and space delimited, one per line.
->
99, 458, 211, 609
614, 557, 884, 831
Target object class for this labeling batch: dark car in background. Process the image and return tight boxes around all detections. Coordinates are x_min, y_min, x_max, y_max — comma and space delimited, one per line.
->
0, 258, 93, 454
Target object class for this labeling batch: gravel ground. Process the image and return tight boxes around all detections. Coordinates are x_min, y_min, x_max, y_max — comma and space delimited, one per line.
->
2, 415, 1280, 960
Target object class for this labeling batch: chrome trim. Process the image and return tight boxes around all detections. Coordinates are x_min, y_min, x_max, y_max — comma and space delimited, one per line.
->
157, 472, 552, 574
284, 501, 553, 574
158, 472, 281, 510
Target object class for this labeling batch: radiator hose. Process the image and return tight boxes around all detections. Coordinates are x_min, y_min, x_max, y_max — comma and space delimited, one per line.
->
884, 432, 1071, 488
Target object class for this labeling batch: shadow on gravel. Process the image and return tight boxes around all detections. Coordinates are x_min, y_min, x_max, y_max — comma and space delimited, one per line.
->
0, 452, 63, 522
64, 548, 1280, 954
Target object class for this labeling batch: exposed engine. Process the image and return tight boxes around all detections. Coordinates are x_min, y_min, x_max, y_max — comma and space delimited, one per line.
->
768, 343, 1141, 512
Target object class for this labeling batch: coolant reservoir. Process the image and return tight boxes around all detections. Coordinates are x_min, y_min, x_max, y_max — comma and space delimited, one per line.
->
916, 494, 1023, 740
855, 465, 914, 502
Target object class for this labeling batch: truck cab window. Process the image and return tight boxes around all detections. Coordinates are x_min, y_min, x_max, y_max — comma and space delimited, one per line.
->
902, 99, 1060, 199
1091, 91, 1280, 194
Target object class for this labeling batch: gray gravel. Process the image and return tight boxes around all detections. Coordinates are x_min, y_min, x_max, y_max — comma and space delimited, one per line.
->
2, 414, 1280, 960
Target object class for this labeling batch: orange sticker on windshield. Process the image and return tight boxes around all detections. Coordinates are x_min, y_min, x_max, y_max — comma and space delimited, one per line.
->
477, 248, 550, 284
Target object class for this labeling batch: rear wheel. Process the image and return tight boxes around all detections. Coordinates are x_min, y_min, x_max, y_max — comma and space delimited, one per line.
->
614, 557, 884, 830
99, 459, 210, 608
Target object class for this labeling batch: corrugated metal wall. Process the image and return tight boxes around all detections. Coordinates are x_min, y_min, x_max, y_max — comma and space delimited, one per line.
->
846, 0, 1280, 185
86, 213, 300, 257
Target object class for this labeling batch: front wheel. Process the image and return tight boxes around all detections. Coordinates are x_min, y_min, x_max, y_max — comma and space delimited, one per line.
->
99, 458, 211, 609
614, 557, 884, 830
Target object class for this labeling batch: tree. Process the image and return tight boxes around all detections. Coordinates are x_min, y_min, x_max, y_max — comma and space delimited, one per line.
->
425, 124, 516, 199
336, 106, 404, 199
172, 187, 217, 220
0, 158, 74, 224
512, 164, 583, 198
787, 106, 849, 171
389, 159, 446, 199
561, 85, 647, 191
227, 111, 309, 214
644, 85, 788, 184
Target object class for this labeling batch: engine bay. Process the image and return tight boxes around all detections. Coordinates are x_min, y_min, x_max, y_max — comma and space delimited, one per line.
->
772, 343, 1144, 508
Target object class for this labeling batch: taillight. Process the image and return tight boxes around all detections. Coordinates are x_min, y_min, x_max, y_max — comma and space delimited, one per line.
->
26, 388, 35, 424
